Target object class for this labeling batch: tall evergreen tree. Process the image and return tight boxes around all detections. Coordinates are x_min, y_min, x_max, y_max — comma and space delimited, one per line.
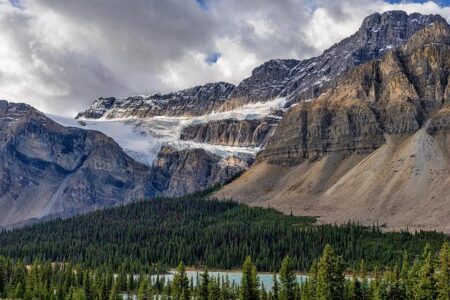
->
437, 242, 450, 300
414, 244, 436, 300
315, 244, 345, 300
240, 256, 259, 300
279, 256, 296, 300
199, 268, 209, 300
271, 273, 279, 300
172, 262, 190, 300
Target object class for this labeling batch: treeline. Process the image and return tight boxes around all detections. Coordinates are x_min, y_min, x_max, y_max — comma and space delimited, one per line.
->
0, 194, 448, 272
1, 243, 450, 299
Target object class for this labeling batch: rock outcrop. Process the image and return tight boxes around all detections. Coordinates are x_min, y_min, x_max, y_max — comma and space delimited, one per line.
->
224, 11, 445, 109
258, 21, 450, 165
76, 82, 235, 119
180, 117, 279, 147
153, 146, 249, 197
0, 101, 161, 227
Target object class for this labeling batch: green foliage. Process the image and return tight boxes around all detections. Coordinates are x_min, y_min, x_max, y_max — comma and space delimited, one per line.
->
240, 256, 259, 300
0, 243, 450, 299
0, 195, 447, 273
279, 256, 296, 300
316, 244, 345, 300
437, 242, 450, 300
199, 268, 209, 300
171, 262, 190, 300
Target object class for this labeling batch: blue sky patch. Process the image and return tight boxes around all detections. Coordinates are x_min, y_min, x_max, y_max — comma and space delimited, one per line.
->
196, 0, 209, 10
9, 0, 23, 8
205, 52, 221, 65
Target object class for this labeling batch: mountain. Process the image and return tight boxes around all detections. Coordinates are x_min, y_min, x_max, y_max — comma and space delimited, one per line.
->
76, 82, 236, 119
216, 21, 450, 232
0, 101, 247, 227
222, 11, 446, 109
0, 101, 160, 227
2, 10, 449, 229
72, 10, 443, 173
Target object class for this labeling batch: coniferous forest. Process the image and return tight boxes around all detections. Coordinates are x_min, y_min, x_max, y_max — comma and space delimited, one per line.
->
0, 192, 447, 275
1, 242, 450, 299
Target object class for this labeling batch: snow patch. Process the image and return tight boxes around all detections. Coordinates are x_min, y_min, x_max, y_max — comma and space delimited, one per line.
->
48, 98, 286, 166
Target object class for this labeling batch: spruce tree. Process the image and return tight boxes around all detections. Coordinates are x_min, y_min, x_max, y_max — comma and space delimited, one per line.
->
271, 273, 279, 300
208, 277, 221, 299
414, 245, 436, 300
437, 242, 450, 300
109, 279, 119, 300
172, 261, 190, 300
279, 256, 296, 300
315, 244, 345, 300
200, 268, 209, 300
260, 283, 268, 300
240, 256, 259, 300
137, 276, 150, 300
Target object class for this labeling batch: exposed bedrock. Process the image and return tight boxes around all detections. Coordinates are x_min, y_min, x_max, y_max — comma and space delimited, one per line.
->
180, 117, 279, 147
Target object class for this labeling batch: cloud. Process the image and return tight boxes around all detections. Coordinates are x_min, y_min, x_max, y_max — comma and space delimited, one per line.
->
0, 0, 450, 116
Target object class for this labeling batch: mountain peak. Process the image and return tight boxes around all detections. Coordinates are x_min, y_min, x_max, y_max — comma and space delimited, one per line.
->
402, 19, 450, 52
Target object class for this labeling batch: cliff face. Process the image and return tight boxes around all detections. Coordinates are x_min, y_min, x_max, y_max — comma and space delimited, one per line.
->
0, 101, 160, 227
153, 146, 249, 197
76, 82, 236, 119
180, 117, 278, 147
224, 11, 445, 110
216, 21, 450, 232
258, 21, 450, 165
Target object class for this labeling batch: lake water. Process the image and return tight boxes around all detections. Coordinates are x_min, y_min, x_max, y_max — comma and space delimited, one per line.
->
152, 271, 307, 290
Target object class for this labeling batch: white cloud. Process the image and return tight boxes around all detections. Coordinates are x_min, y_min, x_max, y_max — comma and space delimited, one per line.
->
0, 0, 449, 116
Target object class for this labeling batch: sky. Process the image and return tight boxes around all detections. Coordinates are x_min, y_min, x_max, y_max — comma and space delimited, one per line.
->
1, 0, 450, 116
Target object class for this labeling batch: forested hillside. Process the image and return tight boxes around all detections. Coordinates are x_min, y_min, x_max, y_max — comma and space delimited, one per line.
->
0, 193, 447, 273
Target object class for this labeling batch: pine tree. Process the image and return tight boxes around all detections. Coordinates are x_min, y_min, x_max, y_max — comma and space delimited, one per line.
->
172, 261, 190, 300
109, 278, 119, 300
208, 277, 221, 300
415, 244, 437, 300
200, 268, 209, 300
0, 257, 6, 298
315, 244, 345, 300
279, 256, 296, 300
260, 283, 268, 300
240, 256, 259, 300
137, 276, 149, 300
437, 241, 450, 300
399, 251, 409, 298
271, 273, 279, 300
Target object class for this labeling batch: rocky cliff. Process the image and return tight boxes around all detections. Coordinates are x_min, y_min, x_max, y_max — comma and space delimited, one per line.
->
216, 21, 450, 232
0, 101, 161, 227
256, 21, 450, 165
180, 116, 279, 147
76, 82, 235, 119
153, 146, 249, 197
223, 11, 446, 110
